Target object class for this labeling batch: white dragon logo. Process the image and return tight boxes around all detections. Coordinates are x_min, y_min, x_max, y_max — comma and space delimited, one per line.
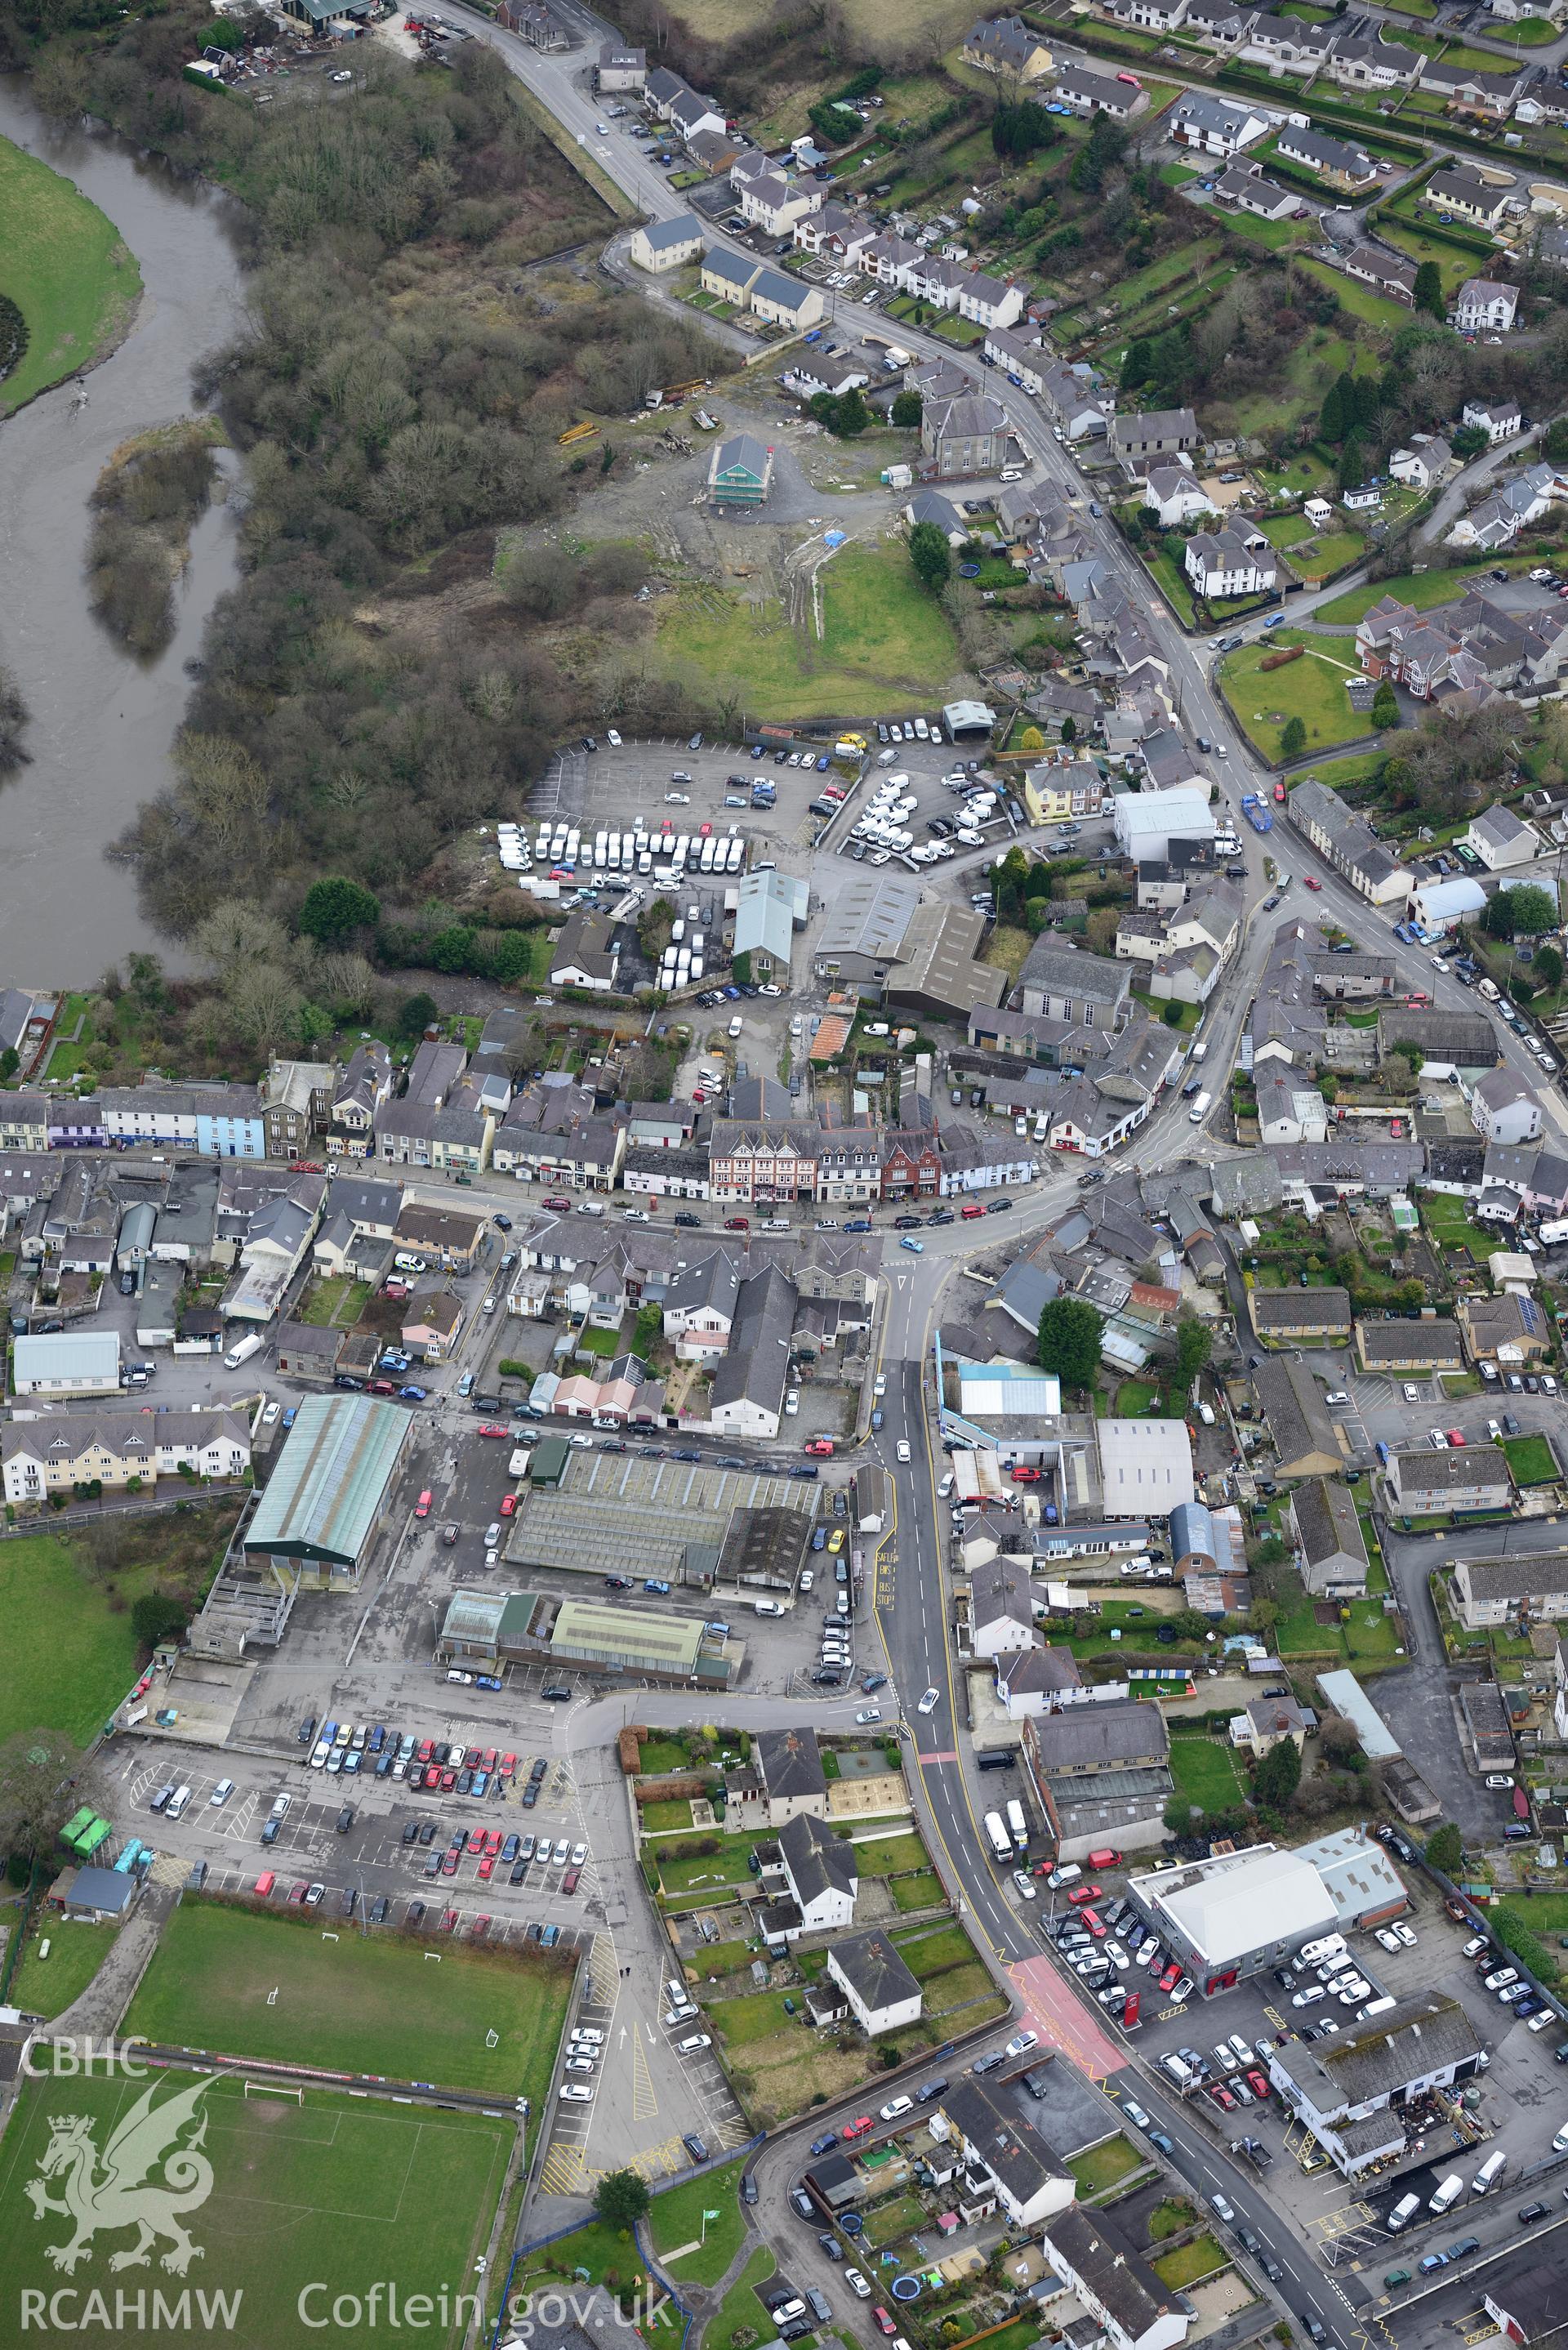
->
24, 2076, 216, 2276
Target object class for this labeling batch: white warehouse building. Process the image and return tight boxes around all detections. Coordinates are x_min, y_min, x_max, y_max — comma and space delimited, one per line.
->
1111, 787, 1216, 865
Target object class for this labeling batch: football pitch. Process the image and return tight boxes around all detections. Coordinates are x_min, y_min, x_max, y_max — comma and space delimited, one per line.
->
123, 1901, 573, 2105
0, 2070, 511, 2349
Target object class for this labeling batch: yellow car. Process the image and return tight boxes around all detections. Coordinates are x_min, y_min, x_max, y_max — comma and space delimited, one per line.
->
827, 1528, 845, 1554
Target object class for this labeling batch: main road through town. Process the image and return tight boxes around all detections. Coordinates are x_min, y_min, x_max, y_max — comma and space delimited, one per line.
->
433, 24, 1538, 2338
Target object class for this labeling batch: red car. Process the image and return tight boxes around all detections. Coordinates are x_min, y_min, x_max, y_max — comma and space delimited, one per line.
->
500, 1753, 517, 1776
1447, 1429, 1466, 1447
288, 1881, 309, 1903
442, 1908, 460, 1933
1245, 2070, 1270, 2099
440, 1850, 458, 1876
441, 1768, 457, 1793
481, 1751, 498, 1775
368, 1379, 397, 1395
841, 2116, 873, 2142
485, 1826, 502, 1853
1010, 1465, 1042, 1485
1067, 1883, 1102, 1906
872, 2314, 897, 2339
470, 1915, 491, 1942
960, 1202, 985, 1220
543, 1197, 571, 1213
1159, 1961, 1182, 1991
417, 1739, 434, 1764
691, 1089, 706, 1107
255, 1871, 276, 1897
415, 1489, 433, 1519
724, 1215, 750, 1231
563, 1866, 581, 1894
476, 1424, 508, 1439
500, 1493, 518, 1516
1304, 876, 1321, 890
804, 1437, 835, 1457
425, 1764, 443, 1789
1080, 1907, 1107, 1938
1208, 2083, 1236, 2112
478, 1855, 495, 1880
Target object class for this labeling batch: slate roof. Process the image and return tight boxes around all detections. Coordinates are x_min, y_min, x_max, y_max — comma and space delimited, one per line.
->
777, 1813, 858, 1907
756, 1725, 826, 1803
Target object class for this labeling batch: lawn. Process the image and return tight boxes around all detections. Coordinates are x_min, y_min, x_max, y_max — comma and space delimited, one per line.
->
638, 1737, 693, 1774
656, 546, 964, 719
890, 1868, 944, 1911
1217, 631, 1366, 762
1502, 1434, 1558, 1487
706, 2248, 777, 2350
657, 1831, 764, 1902
714, 1989, 803, 2047
1067, 2134, 1143, 2194
1420, 1193, 1497, 1260
1153, 2233, 1228, 2289
1297, 256, 1410, 329
1168, 1736, 1245, 1816
299, 1275, 370, 1327
1220, 207, 1313, 251
0, 134, 143, 416
0, 1533, 149, 1746
641, 1798, 696, 1832
1258, 514, 1365, 581
649, 2156, 750, 2285
1298, 751, 1385, 790
7, 1919, 118, 2019
1316, 561, 1530, 625
124, 1901, 573, 2114
1141, 537, 1199, 627
853, 1833, 929, 1877
0, 2071, 509, 2350
1276, 1589, 1401, 1661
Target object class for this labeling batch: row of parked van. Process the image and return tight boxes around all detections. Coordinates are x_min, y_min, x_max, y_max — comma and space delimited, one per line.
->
1386, 2145, 1513, 2233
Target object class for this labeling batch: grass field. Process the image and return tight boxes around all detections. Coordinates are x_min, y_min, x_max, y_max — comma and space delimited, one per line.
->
1316, 560, 1529, 624
1218, 631, 1365, 761
1297, 256, 1410, 329
124, 1902, 572, 2108
7, 1920, 118, 2019
0, 135, 143, 415
656, 546, 963, 719
0, 2071, 510, 2349
648, 2158, 749, 2285
0, 1534, 147, 1746
1168, 1737, 1245, 1816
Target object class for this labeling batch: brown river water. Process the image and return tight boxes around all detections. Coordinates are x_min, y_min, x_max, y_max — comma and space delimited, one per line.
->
0, 76, 246, 985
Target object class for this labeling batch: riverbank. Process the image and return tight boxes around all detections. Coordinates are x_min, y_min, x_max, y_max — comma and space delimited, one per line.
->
0, 130, 142, 416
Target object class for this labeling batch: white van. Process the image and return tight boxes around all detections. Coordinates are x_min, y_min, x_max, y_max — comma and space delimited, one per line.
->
1187, 1090, 1212, 1125
165, 1785, 193, 1821
1471, 2150, 1507, 2196
754, 1598, 784, 1617
1386, 2193, 1421, 2233
1428, 2174, 1465, 2216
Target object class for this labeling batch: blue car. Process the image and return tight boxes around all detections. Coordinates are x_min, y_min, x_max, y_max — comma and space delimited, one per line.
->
899, 1235, 924, 1254
813, 1527, 827, 1551
815, 753, 831, 771
644, 1576, 672, 1595
1419, 2254, 1449, 2276
399, 1384, 428, 1401
283, 1407, 297, 1428
470, 1770, 489, 1797
475, 1674, 503, 1692
810, 2133, 839, 2156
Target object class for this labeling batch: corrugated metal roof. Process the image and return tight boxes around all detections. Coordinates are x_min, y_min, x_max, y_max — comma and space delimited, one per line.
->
244, 1394, 409, 1567
14, 1331, 120, 1383
552, 1599, 702, 1672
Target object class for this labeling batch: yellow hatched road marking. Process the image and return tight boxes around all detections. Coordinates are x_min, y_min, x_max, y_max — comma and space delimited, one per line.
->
632, 2031, 660, 2122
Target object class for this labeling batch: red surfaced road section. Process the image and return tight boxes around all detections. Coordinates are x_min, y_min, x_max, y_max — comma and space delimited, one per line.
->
1008, 1954, 1125, 2082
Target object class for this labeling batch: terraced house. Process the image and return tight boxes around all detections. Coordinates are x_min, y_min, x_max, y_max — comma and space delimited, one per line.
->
1249, 1286, 1353, 1346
